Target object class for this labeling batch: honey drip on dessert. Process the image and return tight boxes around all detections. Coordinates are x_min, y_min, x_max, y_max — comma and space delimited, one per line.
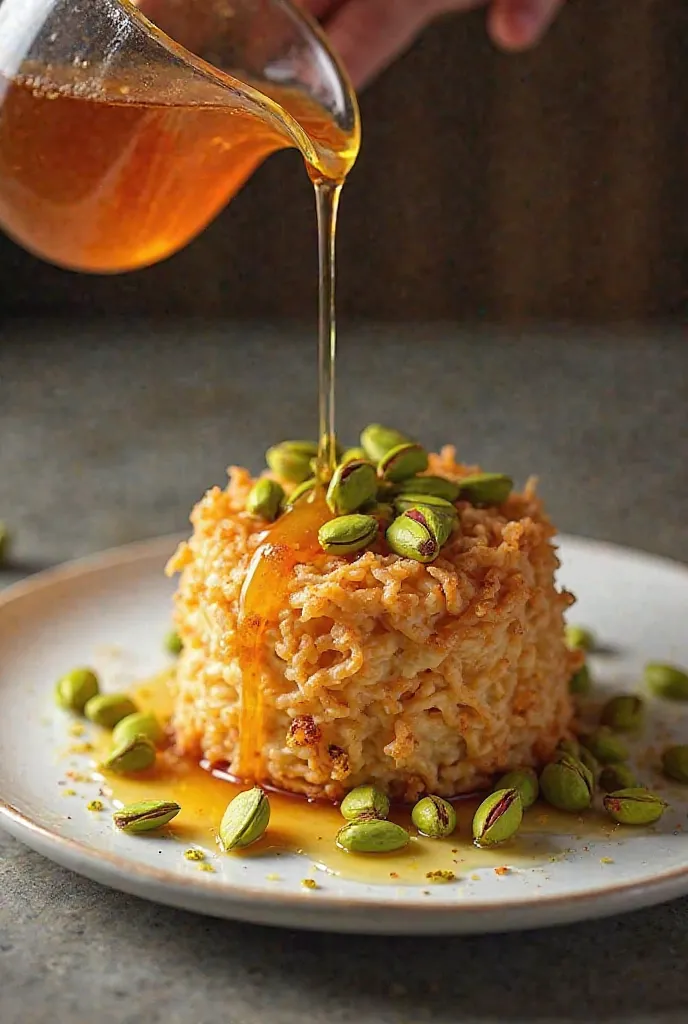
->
236, 490, 333, 782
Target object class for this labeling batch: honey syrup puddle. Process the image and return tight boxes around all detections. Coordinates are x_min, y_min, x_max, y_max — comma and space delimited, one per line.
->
91, 670, 623, 886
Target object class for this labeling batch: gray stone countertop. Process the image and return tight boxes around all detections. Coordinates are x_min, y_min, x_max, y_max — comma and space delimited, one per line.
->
1, 321, 688, 1024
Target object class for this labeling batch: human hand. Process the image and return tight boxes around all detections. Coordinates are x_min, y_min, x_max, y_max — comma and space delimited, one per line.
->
300, 0, 565, 87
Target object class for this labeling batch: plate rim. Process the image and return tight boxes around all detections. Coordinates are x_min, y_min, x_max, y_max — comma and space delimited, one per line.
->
1, 531, 688, 930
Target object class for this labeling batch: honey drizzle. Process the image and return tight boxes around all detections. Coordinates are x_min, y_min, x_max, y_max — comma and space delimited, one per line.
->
235, 490, 332, 782
97, 673, 624, 887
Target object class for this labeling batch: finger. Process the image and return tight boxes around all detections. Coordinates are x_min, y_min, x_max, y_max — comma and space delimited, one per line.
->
325, 0, 486, 89
488, 0, 565, 51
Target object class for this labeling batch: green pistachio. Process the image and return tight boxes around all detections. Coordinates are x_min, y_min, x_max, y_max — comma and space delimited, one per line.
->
394, 476, 460, 502
266, 441, 318, 484
336, 816, 410, 853
644, 662, 688, 701
326, 459, 378, 515
360, 424, 412, 463
113, 800, 181, 834
285, 478, 316, 506
578, 746, 600, 778
112, 711, 165, 748
393, 493, 458, 528
340, 785, 390, 821
472, 788, 523, 847
569, 663, 592, 696
318, 514, 378, 555
102, 735, 156, 774
457, 473, 513, 506
564, 624, 596, 651
386, 508, 441, 563
494, 767, 539, 809
378, 443, 429, 483
341, 447, 367, 464
661, 745, 688, 784
219, 787, 271, 851
165, 629, 183, 656
557, 738, 581, 758
540, 756, 593, 812
245, 478, 285, 522
599, 764, 638, 792
85, 693, 138, 729
584, 727, 629, 765
411, 795, 457, 838
600, 694, 645, 733
55, 667, 99, 713
603, 788, 668, 826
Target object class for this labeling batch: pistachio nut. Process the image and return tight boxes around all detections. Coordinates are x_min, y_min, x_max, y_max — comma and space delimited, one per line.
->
578, 745, 600, 778
340, 785, 390, 821
644, 662, 688, 702
494, 767, 539, 809
378, 442, 429, 483
584, 727, 629, 765
113, 799, 181, 834
540, 756, 593, 812
599, 763, 638, 793
386, 508, 441, 563
285, 478, 316, 506
569, 664, 592, 696
395, 475, 460, 502
165, 629, 183, 656
564, 624, 596, 651
557, 738, 581, 758
411, 795, 457, 838
341, 446, 367, 464
245, 478, 285, 522
336, 816, 410, 853
318, 514, 378, 555
600, 694, 645, 733
661, 745, 688, 784
472, 788, 523, 847
360, 424, 411, 463
393, 493, 458, 526
457, 473, 513, 507
266, 441, 318, 484
85, 693, 138, 729
112, 711, 165, 748
326, 459, 377, 515
219, 787, 271, 851
102, 735, 156, 774
55, 667, 99, 713
603, 787, 668, 826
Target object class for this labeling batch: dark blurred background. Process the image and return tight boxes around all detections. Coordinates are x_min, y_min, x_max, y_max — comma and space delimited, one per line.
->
2, 0, 687, 324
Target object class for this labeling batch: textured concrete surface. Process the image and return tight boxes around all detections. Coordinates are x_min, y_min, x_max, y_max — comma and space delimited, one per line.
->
1, 321, 688, 1023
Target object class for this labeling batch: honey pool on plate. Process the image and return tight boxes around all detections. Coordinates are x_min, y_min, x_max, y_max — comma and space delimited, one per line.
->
91, 670, 620, 887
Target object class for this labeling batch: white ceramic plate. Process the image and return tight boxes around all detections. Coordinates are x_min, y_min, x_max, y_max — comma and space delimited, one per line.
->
1, 534, 688, 935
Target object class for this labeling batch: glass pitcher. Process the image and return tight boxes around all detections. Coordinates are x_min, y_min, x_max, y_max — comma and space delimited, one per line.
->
0, 0, 360, 273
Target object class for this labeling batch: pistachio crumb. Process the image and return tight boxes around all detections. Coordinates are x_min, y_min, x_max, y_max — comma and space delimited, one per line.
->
301, 878, 318, 890
183, 848, 205, 862
86, 799, 103, 812
600, 857, 614, 864
62, 788, 77, 797
470, 873, 480, 881
68, 723, 86, 737
68, 742, 94, 755
266, 873, 281, 882
494, 866, 509, 876
198, 863, 215, 873
425, 869, 455, 883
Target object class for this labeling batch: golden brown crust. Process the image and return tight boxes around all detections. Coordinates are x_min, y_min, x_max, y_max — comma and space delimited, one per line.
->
168, 450, 576, 801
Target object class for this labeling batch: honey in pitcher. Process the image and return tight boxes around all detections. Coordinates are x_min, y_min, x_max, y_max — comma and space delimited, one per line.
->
0, 65, 357, 273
